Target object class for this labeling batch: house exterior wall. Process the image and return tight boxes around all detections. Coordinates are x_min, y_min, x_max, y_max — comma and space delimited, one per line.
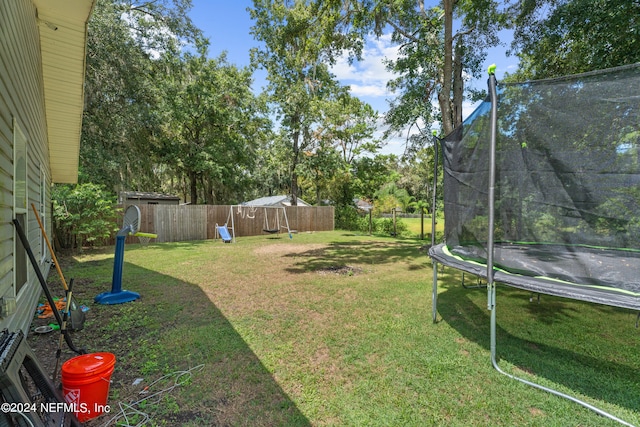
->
0, 0, 54, 334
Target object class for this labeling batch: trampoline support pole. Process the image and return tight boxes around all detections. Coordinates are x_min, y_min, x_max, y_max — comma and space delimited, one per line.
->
431, 132, 440, 324
489, 301, 635, 426
485, 66, 635, 427
487, 70, 498, 311
432, 261, 438, 323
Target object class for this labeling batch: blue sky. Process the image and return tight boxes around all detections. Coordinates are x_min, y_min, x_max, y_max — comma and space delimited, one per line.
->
188, 1, 256, 68
187, 1, 519, 154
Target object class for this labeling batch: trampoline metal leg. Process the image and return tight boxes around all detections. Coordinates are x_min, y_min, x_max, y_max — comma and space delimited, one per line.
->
432, 261, 438, 323
489, 290, 635, 427
490, 284, 498, 383
462, 272, 486, 289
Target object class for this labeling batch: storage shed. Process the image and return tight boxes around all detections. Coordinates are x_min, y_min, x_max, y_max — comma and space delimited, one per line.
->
243, 195, 311, 207
120, 191, 181, 208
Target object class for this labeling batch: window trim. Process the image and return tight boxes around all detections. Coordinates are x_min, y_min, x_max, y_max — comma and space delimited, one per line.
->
39, 164, 47, 264
13, 119, 28, 296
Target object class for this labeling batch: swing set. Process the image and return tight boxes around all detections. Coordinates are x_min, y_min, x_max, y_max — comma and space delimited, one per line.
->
214, 205, 250, 243
215, 205, 294, 242
262, 206, 293, 238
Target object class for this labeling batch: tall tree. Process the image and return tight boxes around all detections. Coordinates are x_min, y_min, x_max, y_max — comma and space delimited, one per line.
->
320, 93, 380, 164
294, 92, 379, 204
249, 0, 360, 205
509, 0, 640, 80
253, 130, 292, 199
352, 154, 399, 203
398, 144, 440, 213
158, 53, 269, 204
82, 0, 202, 193
297, 145, 343, 205
321, 0, 507, 148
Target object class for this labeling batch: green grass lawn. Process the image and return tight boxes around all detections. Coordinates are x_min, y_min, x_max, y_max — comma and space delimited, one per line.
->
35, 231, 640, 426
400, 216, 438, 239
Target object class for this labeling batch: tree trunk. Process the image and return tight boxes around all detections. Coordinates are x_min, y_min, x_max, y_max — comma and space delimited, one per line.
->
438, 0, 455, 136
315, 170, 321, 205
204, 177, 214, 205
291, 170, 298, 206
189, 170, 198, 204
453, 40, 464, 130
290, 117, 300, 206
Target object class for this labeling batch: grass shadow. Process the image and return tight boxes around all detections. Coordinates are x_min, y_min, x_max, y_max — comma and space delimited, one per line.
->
283, 239, 429, 274
140, 240, 209, 250
29, 255, 311, 427
435, 274, 640, 415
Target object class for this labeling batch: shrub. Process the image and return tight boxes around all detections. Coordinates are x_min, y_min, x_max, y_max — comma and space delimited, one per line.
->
352, 216, 410, 237
52, 183, 120, 251
335, 205, 360, 230
374, 217, 409, 237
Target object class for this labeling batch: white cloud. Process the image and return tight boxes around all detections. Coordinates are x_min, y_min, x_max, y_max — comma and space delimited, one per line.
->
331, 34, 399, 100
331, 33, 507, 156
347, 84, 388, 98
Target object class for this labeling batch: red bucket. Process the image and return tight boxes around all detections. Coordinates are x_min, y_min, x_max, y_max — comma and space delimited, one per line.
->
61, 352, 116, 422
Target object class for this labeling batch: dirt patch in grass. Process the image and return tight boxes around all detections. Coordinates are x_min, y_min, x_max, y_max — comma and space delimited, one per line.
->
24, 255, 184, 426
253, 243, 326, 256
316, 265, 364, 276
528, 406, 546, 417
27, 278, 106, 375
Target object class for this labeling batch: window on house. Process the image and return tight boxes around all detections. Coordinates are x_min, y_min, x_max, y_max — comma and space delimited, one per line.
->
14, 120, 28, 294
39, 165, 47, 263
14, 214, 27, 294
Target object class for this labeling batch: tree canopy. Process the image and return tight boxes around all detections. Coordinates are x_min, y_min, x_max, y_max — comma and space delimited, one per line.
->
509, 0, 640, 80
249, 0, 366, 206
157, 52, 270, 204
82, 0, 270, 204
315, 0, 508, 152
71, 0, 640, 229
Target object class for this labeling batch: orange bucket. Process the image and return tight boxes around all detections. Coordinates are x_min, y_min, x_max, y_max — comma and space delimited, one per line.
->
61, 352, 116, 422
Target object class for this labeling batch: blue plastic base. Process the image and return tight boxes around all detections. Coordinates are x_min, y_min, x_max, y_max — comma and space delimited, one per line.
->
94, 290, 140, 305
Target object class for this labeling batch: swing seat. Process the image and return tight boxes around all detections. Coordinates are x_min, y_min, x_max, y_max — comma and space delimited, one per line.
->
262, 206, 291, 237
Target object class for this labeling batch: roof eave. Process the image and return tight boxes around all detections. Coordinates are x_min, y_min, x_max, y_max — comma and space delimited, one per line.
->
33, 0, 95, 183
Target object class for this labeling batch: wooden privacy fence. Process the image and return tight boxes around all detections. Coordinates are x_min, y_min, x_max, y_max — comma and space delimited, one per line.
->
125, 204, 334, 243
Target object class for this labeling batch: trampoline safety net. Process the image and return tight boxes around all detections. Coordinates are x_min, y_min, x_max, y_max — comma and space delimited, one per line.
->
430, 63, 640, 310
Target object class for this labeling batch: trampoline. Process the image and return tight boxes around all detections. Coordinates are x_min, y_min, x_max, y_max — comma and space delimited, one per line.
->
429, 63, 640, 425
431, 243, 640, 310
